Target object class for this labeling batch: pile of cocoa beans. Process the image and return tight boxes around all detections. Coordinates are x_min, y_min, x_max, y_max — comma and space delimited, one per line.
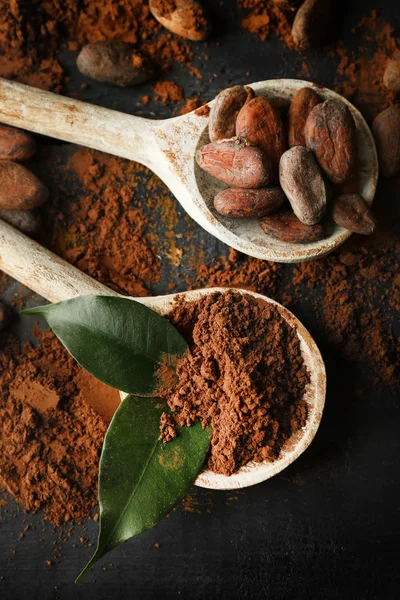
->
196, 84, 380, 244
0, 124, 48, 236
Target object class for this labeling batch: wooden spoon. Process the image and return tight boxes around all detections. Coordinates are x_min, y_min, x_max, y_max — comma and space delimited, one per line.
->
0, 220, 326, 489
0, 77, 378, 263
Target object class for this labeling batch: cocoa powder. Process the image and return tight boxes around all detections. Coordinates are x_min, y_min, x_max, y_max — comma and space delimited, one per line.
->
0, 0, 398, 532
0, 330, 119, 525
160, 291, 309, 476
192, 233, 399, 389
39, 146, 161, 297
0, 0, 195, 100
240, 0, 296, 49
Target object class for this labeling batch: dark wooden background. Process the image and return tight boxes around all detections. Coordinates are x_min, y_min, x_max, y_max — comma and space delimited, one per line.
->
1, 1, 399, 598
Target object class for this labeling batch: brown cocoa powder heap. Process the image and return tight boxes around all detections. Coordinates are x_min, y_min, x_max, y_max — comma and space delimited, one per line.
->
0, 330, 120, 525
160, 291, 309, 476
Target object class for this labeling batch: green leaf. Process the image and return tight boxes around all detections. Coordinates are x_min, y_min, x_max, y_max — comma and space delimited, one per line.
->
75, 395, 211, 582
22, 295, 187, 395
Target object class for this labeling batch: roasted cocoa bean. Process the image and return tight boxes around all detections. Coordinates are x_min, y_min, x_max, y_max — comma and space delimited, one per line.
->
196, 138, 273, 188
77, 42, 154, 87
260, 209, 325, 244
372, 105, 400, 178
0, 162, 49, 210
279, 146, 327, 225
305, 99, 357, 184
292, 0, 333, 51
214, 186, 285, 218
331, 194, 377, 235
0, 125, 36, 162
236, 96, 286, 178
0, 208, 42, 236
287, 87, 320, 148
149, 0, 211, 41
383, 52, 400, 95
209, 86, 250, 142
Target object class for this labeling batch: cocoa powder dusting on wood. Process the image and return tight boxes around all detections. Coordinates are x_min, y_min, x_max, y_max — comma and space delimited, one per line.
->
160, 291, 309, 477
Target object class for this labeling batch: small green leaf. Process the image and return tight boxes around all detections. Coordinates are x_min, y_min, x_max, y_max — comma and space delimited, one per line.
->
76, 395, 211, 582
22, 296, 187, 395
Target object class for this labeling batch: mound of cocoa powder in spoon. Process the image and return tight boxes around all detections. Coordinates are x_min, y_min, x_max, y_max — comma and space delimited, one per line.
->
160, 290, 310, 476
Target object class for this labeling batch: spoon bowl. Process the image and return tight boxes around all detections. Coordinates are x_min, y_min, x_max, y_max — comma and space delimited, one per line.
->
0, 221, 326, 490
0, 77, 378, 263
123, 287, 326, 490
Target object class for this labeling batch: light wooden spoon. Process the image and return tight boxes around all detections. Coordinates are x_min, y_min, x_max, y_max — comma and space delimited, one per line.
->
0, 220, 326, 489
0, 77, 378, 263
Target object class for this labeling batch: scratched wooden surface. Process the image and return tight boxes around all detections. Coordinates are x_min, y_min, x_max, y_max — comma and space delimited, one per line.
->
1, 0, 399, 598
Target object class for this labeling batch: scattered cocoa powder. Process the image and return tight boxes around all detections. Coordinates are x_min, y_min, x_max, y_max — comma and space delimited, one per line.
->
194, 249, 283, 297
180, 96, 201, 115
287, 236, 400, 388
153, 80, 185, 104
38, 146, 161, 297
0, 0, 195, 98
0, 329, 119, 525
239, 0, 296, 49
334, 12, 399, 121
0, 0, 398, 532
195, 103, 211, 118
240, 5, 400, 123
160, 291, 309, 476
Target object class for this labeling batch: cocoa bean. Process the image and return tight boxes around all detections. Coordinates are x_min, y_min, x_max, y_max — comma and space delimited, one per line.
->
0, 208, 42, 236
305, 99, 357, 184
0, 124, 36, 162
209, 86, 250, 142
214, 187, 285, 218
287, 87, 320, 148
149, 0, 211, 41
331, 194, 377, 235
372, 105, 400, 178
77, 42, 154, 87
260, 209, 325, 244
236, 96, 286, 178
279, 147, 327, 225
196, 138, 273, 188
383, 52, 400, 95
0, 162, 49, 210
292, 0, 333, 51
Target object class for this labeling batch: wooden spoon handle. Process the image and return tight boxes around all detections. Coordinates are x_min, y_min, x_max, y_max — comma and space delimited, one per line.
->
0, 78, 156, 167
0, 219, 119, 303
